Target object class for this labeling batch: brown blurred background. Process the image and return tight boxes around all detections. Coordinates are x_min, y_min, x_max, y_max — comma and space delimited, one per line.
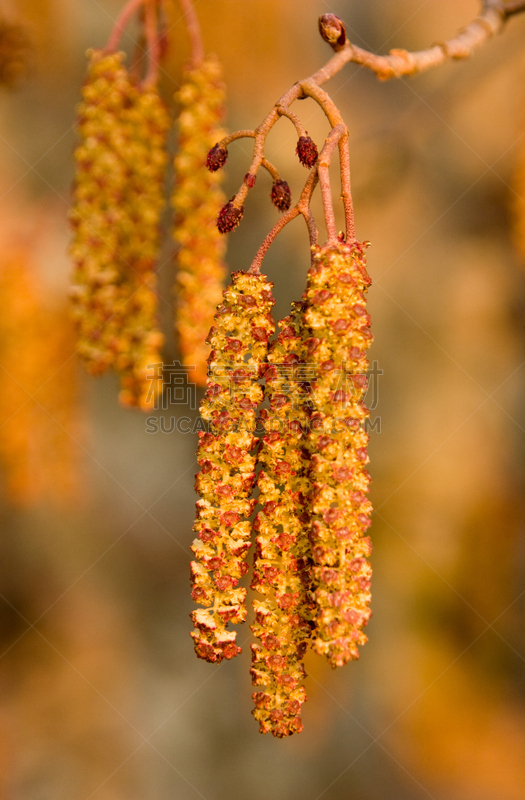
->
0, 0, 524, 798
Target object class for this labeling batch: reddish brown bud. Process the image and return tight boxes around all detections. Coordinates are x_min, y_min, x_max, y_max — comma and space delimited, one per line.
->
271, 179, 292, 211
244, 173, 256, 188
296, 135, 318, 168
318, 14, 347, 51
206, 143, 228, 171
217, 200, 244, 233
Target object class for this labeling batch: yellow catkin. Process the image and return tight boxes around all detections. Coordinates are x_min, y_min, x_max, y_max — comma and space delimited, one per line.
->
69, 48, 169, 410
172, 55, 227, 387
250, 304, 313, 737
191, 271, 274, 663
302, 241, 374, 668
0, 250, 82, 506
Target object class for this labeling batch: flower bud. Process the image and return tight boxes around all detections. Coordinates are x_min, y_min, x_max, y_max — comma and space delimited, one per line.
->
217, 200, 244, 233
206, 142, 228, 171
296, 135, 318, 168
271, 179, 292, 212
318, 14, 347, 51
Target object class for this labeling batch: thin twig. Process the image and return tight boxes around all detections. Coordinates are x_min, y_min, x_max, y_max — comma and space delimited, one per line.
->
228, 0, 525, 259
143, 0, 161, 87
317, 125, 346, 245
276, 106, 307, 138
177, 0, 205, 67
106, 0, 145, 51
310, 2, 524, 83
249, 170, 319, 274
220, 130, 256, 147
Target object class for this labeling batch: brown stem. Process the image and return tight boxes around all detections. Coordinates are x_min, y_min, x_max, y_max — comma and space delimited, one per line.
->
219, 130, 256, 147
317, 125, 346, 245
311, 3, 521, 83
338, 133, 355, 243
106, 0, 145, 51
177, 0, 205, 67
233, 0, 525, 256
261, 158, 280, 182
276, 106, 307, 138
143, 0, 161, 87
249, 170, 319, 274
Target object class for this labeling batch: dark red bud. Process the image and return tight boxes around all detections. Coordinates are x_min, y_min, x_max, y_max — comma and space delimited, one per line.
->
206, 143, 228, 171
217, 200, 244, 233
296, 135, 318, 168
271, 179, 292, 211
244, 172, 256, 188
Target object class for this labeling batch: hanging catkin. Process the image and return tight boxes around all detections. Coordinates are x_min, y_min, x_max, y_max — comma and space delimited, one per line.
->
250, 303, 314, 738
302, 241, 373, 668
191, 271, 275, 663
69, 49, 168, 409
0, 250, 82, 506
173, 55, 227, 386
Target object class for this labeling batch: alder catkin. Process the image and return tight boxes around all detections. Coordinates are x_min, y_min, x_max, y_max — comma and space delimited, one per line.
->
302, 241, 373, 668
69, 49, 168, 409
250, 304, 313, 737
0, 250, 82, 506
173, 55, 228, 387
191, 271, 275, 663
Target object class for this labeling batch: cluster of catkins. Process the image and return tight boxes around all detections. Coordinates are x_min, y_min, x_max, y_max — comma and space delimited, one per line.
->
191, 227, 373, 737
69, 48, 227, 406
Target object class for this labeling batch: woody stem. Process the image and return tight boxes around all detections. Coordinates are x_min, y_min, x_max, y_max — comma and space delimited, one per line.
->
106, 0, 145, 51
143, 0, 161, 87
249, 170, 319, 275
318, 125, 346, 245
178, 0, 205, 67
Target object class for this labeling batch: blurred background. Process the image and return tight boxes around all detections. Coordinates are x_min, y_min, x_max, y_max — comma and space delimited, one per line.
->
0, 0, 524, 798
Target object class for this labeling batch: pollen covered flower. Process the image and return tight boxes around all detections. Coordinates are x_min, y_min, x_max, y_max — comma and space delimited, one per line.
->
302, 241, 373, 668
173, 55, 228, 387
69, 49, 169, 410
191, 271, 275, 663
251, 304, 313, 737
